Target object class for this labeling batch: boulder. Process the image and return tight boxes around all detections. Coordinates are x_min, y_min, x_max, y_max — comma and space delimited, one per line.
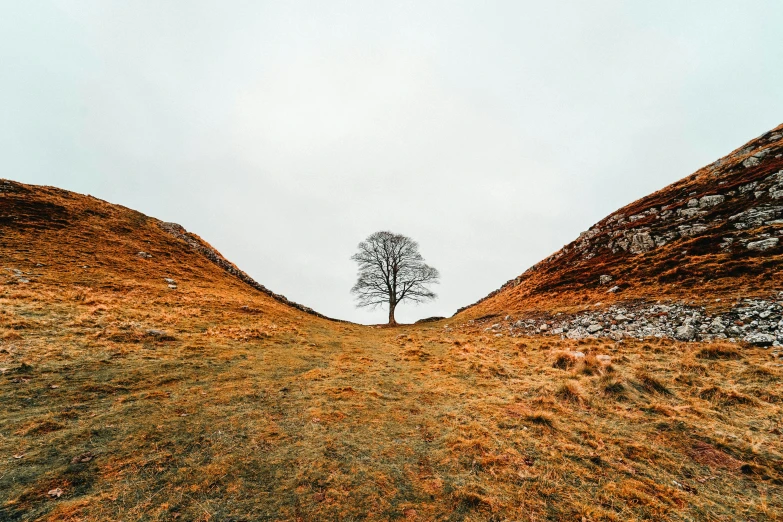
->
675, 325, 697, 341
747, 238, 779, 251
587, 324, 603, 334
699, 195, 725, 208
744, 333, 776, 347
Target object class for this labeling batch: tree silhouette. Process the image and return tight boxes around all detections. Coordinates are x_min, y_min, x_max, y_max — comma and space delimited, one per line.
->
351, 231, 439, 325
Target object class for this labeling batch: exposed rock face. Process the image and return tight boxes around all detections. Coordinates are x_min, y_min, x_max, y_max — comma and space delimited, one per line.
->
457, 125, 783, 316
630, 232, 655, 254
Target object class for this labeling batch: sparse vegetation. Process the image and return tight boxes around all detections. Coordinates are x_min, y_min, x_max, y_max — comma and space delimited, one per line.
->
1, 180, 782, 520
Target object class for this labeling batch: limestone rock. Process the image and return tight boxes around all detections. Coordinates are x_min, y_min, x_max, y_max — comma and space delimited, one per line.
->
630, 232, 655, 254
747, 238, 779, 251
743, 156, 760, 168
744, 333, 776, 346
675, 325, 697, 341
699, 195, 725, 208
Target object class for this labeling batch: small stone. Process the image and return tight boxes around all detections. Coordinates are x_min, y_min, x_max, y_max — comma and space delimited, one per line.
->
48, 488, 63, 498
599, 274, 613, 285
607, 286, 620, 293
71, 452, 94, 464
145, 329, 175, 341
164, 278, 176, 284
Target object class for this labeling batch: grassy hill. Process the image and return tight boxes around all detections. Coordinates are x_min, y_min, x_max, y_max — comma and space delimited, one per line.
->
1, 158, 782, 520
458, 124, 783, 319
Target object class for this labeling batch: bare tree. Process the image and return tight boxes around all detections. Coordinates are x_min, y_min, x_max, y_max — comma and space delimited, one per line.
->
351, 231, 439, 325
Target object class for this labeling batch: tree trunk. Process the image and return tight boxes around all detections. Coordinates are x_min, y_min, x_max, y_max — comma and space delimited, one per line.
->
388, 300, 397, 326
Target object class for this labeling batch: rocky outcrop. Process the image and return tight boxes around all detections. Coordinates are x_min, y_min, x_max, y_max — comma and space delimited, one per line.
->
457, 124, 783, 316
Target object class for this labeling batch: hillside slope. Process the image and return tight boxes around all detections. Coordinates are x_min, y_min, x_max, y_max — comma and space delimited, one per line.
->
0, 179, 333, 321
459, 124, 783, 317
1, 168, 782, 521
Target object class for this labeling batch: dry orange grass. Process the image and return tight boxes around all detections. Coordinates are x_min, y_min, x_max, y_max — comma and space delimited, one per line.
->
1, 281, 782, 521
1, 180, 782, 520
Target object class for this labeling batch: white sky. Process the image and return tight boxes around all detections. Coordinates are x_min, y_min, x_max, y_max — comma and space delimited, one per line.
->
2, 1, 782, 324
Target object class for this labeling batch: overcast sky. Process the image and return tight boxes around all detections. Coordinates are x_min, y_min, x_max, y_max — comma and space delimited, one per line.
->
2, 1, 782, 323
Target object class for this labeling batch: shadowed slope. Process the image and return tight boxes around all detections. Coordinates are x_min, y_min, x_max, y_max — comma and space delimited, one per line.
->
458, 124, 783, 318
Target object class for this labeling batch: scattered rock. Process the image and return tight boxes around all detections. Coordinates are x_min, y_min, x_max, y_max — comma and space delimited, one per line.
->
599, 274, 613, 285
137, 252, 152, 259
675, 325, 697, 341
699, 195, 725, 208
48, 488, 63, 498
747, 238, 779, 251
607, 286, 620, 293
744, 333, 776, 347
587, 324, 603, 334
145, 329, 176, 341
71, 452, 94, 464
743, 156, 760, 168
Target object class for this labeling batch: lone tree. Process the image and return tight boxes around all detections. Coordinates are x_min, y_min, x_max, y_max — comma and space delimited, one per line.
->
351, 231, 439, 325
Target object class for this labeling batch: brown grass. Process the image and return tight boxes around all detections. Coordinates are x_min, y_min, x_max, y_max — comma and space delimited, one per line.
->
1, 180, 782, 520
